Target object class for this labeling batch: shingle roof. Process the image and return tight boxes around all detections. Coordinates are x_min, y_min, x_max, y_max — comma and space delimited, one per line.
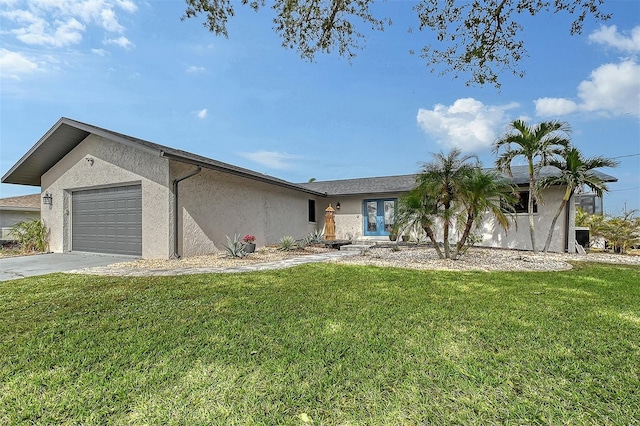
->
301, 165, 618, 196
502, 165, 617, 186
299, 175, 417, 196
0, 194, 40, 210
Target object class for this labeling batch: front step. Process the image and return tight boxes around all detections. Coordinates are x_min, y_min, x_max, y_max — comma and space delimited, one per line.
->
339, 244, 374, 252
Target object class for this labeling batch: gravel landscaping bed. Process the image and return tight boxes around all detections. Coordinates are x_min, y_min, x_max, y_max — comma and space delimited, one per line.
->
331, 246, 640, 271
90, 245, 334, 270
71, 245, 639, 275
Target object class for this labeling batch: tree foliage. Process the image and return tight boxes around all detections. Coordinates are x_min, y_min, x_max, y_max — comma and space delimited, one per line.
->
577, 208, 640, 254
538, 146, 618, 253
493, 119, 571, 252
395, 149, 516, 260
182, 0, 610, 87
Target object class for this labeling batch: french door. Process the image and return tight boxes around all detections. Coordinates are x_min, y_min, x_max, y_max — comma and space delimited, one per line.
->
363, 199, 396, 236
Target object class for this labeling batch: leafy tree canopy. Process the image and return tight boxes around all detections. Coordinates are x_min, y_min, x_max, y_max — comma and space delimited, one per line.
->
182, 0, 610, 87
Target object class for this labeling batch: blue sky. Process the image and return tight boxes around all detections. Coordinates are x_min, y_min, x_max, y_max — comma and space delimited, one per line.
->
1, 0, 639, 214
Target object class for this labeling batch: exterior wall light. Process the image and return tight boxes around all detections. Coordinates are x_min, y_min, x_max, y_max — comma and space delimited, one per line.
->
336, 202, 341, 210
42, 192, 53, 205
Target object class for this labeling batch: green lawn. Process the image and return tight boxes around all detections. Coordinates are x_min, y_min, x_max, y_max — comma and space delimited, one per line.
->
1, 263, 638, 425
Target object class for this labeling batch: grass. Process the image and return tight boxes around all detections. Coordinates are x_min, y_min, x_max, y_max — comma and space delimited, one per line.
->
1, 263, 639, 425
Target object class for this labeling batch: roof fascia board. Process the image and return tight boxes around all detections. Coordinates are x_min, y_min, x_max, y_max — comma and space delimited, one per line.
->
65, 119, 163, 157
0, 206, 40, 212
327, 190, 413, 197
161, 152, 327, 197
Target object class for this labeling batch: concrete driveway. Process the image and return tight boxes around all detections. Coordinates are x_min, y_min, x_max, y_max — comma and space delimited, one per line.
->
0, 252, 135, 281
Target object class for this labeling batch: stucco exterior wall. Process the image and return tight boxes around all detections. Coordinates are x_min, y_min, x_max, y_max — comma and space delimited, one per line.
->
478, 186, 574, 253
320, 194, 402, 241
324, 186, 574, 253
41, 135, 171, 258
170, 162, 321, 257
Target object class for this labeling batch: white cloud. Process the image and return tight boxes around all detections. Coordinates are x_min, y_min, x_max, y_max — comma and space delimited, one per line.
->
577, 61, 640, 116
186, 65, 206, 73
16, 18, 85, 47
589, 25, 640, 54
116, 0, 137, 13
416, 98, 518, 151
533, 98, 578, 116
196, 108, 207, 119
0, 48, 39, 79
239, 151, 299, 170
104, 35, 133, 49
91, 48, 108, 56
100, 8, 124, 33
1, 0, 136, 50
535, 60, 640, 118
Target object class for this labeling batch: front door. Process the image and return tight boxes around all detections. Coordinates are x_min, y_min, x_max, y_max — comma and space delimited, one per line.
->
363, 199, 396, 236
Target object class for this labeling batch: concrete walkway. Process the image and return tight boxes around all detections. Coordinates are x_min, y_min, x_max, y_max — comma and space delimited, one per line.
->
71, 250, 362, 277
0, 252, 137, 281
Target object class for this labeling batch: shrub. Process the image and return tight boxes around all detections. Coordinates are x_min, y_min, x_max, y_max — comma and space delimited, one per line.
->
10, 219, 48, 253
307, 230, 324, 244
277, 236, 297, 251
296, 237, 311, 250
577, 208, 640, 254
224, 234, 247, 258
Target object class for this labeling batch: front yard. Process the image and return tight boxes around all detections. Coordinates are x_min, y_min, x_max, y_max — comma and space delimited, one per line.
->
1, 263, 638, 424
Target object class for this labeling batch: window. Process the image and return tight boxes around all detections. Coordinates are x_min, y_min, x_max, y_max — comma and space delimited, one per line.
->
513, 191, 537, 213
308, 199, 316, 222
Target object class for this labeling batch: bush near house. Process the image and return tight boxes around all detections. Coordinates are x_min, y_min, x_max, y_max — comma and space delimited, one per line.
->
9, 219, 48, 253
577, 208, 640, 254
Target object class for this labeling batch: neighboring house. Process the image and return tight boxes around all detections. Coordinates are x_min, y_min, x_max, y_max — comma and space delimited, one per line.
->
0, 194, 41, 242
1, 117, 617, 258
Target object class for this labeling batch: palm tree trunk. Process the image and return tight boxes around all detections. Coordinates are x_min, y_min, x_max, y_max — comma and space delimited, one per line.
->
443, 203, 451, 258
454, 211, 474, 260
543, 187, 572, 253
443, 220, 450, 258
528, 168, 537, 252
423, 225, 444, 259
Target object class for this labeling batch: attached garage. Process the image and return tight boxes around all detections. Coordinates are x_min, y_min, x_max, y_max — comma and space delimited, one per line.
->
72, 185, 142, 256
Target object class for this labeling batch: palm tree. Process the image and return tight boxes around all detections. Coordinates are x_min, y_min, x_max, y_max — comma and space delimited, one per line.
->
396, 190, 444, 259
538, 146, 618, 253
453, 168, 517, 259
493, 120, 571, 252
415, 149, 478, 258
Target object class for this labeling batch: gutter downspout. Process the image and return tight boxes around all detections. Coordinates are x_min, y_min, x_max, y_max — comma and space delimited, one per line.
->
172, 166, 201, 259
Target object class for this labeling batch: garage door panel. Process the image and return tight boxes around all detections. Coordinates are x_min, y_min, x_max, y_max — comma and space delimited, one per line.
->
72, 185, 142, 256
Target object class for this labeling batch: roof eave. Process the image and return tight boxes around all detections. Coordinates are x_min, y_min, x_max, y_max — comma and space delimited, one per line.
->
160, 152, 327, 197
1, 118, 164, 186
0, 206, 40, 212
1, 117, 67, 186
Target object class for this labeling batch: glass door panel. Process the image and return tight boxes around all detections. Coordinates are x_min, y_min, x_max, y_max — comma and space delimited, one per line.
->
363, 199, 396, 236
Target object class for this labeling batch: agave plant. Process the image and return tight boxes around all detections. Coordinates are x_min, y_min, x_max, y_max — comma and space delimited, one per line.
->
277, 236, 297, 251
224, 234, 247, 258
307, 229, 324, 244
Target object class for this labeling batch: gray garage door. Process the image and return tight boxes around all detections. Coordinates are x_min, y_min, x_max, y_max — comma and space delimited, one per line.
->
72, 185, 142, 256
